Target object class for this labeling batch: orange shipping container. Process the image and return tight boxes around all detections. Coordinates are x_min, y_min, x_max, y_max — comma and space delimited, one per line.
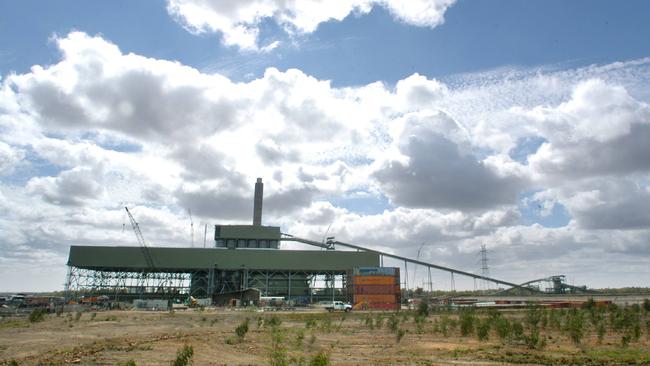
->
353, 276, 397, 285
354, 284, 399, 295
354, 294, 398, 303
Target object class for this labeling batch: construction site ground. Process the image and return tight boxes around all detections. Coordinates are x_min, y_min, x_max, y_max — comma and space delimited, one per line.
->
1, 307, 649, 365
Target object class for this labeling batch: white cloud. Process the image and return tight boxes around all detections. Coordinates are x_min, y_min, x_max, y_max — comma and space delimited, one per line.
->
0, 141, 25, 175
166, 0, 456, 51
373, 111, 528, 211
2, 32, 650, 290
27, 167, 105, 206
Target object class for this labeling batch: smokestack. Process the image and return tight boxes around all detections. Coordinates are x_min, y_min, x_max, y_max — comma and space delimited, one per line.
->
253, 178, 263, 226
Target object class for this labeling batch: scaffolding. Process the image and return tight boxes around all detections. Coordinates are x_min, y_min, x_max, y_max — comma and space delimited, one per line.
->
64, 265, 351, 304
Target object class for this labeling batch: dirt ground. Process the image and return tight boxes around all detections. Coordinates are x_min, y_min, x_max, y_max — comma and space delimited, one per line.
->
1, 308, 649, 365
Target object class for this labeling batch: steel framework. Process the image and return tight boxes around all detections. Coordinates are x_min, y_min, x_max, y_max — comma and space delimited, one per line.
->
64, 265, 351, 303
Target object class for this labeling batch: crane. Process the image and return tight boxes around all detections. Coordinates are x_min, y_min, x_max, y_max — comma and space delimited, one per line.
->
125, 207, 155, 270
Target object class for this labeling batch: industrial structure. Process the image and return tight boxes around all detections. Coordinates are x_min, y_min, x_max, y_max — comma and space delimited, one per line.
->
65, 178, 591, 307
65, 178, 382, 306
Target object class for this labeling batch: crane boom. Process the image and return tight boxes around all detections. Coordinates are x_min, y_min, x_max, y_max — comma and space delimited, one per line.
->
125, 207, 155, 270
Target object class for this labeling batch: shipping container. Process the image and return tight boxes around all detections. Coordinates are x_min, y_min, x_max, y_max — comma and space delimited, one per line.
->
353, 267, 399, 276
353, 275, 398, 285
354, 294, 398, 303
367, 302, 399, 310
353, 301, 399, 310
354, 284, 399, 295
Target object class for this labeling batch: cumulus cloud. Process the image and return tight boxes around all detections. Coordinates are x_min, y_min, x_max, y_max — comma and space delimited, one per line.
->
3, 31, 650, 289
27, 167, 105, 206
525, 80, 650, 180
0, 141, 25, 175
11, 32, 241, 143
166, 0, 456, 50
373, 111, 528, 211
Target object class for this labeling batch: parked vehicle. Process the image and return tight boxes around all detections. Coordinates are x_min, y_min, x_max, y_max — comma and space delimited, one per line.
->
325, 301, 352, 312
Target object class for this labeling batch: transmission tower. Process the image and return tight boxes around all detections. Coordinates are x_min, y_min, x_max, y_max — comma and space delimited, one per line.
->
480, 243, 490, 291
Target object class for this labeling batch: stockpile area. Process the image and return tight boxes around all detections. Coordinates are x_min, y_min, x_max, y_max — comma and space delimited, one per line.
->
350, 267, 400, 310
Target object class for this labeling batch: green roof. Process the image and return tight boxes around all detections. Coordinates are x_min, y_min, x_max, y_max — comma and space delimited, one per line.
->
67, 245, 379, 272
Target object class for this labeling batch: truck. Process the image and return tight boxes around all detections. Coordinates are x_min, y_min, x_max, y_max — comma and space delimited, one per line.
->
325, 301, 352, 312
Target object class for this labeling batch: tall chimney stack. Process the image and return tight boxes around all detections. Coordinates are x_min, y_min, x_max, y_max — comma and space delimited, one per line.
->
253, 178, 263, 226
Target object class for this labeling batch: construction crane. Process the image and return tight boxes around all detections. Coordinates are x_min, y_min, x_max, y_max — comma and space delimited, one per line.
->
188, 208, 194, 247
125, 207, 155, 270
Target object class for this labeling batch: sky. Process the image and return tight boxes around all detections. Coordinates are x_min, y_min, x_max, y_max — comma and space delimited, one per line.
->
1, 0, 649, 292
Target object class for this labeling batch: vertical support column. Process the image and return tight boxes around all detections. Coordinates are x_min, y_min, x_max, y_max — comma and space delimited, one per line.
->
208, 268, 215, 296
331, 271, 335, 303
450, 273, 456, 292
64, 265, 73, 303
288, 272, 292, 303
427, 267, 433, 293
404, 260, 409, 291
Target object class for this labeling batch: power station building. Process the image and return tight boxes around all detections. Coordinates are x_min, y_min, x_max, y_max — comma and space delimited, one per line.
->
65, 178, 380, 304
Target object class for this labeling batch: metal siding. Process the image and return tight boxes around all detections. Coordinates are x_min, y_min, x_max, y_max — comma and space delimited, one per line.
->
216, 225, 281, 240
67, 246, 379, 271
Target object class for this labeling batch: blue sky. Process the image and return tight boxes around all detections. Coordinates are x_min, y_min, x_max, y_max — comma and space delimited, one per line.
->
1, 0, 649, 290
3, 0, 650, 84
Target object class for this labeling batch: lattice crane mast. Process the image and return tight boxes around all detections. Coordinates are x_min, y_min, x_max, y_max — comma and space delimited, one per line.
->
125, 206, 155, 270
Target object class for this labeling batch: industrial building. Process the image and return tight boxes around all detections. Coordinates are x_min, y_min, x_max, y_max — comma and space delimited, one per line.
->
65, 178, 383, 306
65, 178, 579, 307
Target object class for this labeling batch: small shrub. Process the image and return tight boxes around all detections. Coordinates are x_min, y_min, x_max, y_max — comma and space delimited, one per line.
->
309, 333, 317, 347
597, 322, 606, 344
459, 310, 475, 336
525, 306, 542, 329
29, 308, 46, 323
495, 317, 511, 340
267, 316, 282, 327
305, 318, 317, 329
511, 321, 524, 339
319, 316, 332, 333
387, 314, 399, 333
548, 309, 561, 329
643, 299, 650, 313
375, 315, 384, 329
395, 328, 406, 343
621, 334, 631, 348
171, 344, 194, 366
74, 311, 82, 322
90, 312, 97, 321
565, 308, 585, 346
414, 315, 425, 334
364, 315, 373, 330
632, 323, 641, 342
295, 329, 305, 348
524, 328, 540, 349
476, 318, 490, 341
289, 355, 306, 366
309, 351, 330, 366
416, 302, 429, 317
235, 318, 249, 341
120, 360, 137, 366
269, 329, 288, 366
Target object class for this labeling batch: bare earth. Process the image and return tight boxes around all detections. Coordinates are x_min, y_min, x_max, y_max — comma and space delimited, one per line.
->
1, 308, 649, 365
